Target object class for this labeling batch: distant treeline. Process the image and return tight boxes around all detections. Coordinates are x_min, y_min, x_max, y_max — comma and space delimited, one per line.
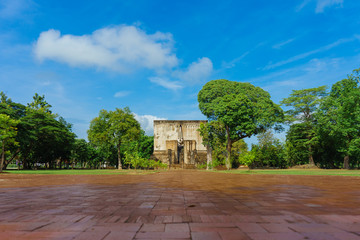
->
200, 68, 360, 169
0, 93, 154, 171
1, 67, 359, 170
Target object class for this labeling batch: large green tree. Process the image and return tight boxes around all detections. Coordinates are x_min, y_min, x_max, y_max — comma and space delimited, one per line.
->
198, 79, 284, 169
88, 107, 141, 169
281, 86, 327, 165
0, 114, 19, 172
20, 94, 75, 169
71, 139, 91, 168
0, 92, 26, 169
317, 69, 360, 169
285, 123, 310, 166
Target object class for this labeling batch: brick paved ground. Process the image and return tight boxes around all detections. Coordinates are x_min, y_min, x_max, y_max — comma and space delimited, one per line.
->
0, 170, 360, 239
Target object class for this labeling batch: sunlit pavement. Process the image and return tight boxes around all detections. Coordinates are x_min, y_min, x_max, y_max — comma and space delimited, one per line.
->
0, 170, 359, 239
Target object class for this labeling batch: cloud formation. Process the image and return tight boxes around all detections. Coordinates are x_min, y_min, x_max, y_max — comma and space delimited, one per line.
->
272, 38, 295, 49
297, 0, 343, 13
114, 91, 131, 98
0, 0, 34, 19
221, 51, 249, 69
149, 77, 183, 91
134, 113, 166, 135
34, 25, 214, 91
174, 57, 213, 84
34, 25, 178, 72
263, 37, 355, 70
316, 0, 343, 13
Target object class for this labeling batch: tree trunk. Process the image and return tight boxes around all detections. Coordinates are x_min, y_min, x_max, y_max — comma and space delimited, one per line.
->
206, 145, 212, 170
3, 149, 20, 170
308, 145, 315, 165
344, 155, 350, 169
117, 145, 122, 170
0, 142, 5, 173
225, 126, 232, 170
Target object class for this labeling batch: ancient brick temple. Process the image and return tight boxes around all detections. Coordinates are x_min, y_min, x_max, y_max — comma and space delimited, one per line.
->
152, 120, 208, 168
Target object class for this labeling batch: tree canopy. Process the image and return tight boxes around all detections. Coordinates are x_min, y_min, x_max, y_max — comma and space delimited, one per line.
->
0, 114, 19, 172
88, 107, 141, 169
317, 69, 360, 168
198, 79, 284, 169
281, 86, 327, 165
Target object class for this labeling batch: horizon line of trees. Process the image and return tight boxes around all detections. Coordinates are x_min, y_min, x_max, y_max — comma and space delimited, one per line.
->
199, 67, 360, 169
0, 93, 156, 171
1, 67, 359, 171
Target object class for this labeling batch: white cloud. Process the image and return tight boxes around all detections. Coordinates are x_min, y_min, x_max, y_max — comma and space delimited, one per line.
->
296, 0, 343, 13
34, 25, 214, 91
174, 57, 213, 84
0, 0, 34, 19
316, 0, 343, 13
149, 76, 183, 91
221, 51, 250, 69
249, 54, 360, 104
150, 57, 213, 90
134, 113, 166, 136
114, 91, 131, 98
263, 37, 355, 70
34, 25, 178, 72
272, 38, 295, 49
296, 0, 312, 12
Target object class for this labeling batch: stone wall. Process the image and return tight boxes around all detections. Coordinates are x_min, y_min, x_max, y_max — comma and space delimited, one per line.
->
154, 120, 207, 151
152, 120, 208, 167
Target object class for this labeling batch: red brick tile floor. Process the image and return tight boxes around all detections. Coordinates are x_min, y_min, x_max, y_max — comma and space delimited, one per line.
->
0, 170, 360, 239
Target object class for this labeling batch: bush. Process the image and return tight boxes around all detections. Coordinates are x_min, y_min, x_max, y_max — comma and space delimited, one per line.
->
242, 131, 288, 169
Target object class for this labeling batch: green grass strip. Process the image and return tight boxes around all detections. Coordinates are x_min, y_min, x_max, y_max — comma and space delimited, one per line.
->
215, 169, 360, 176
3, 169, 161, 175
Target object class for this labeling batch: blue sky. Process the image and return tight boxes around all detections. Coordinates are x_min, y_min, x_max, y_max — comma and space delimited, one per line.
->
1, 0, 360, 142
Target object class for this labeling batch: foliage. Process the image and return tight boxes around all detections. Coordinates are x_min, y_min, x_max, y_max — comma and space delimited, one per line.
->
124, 151, 146, 169
316, 69, 360, 168
124, 149, 167, 170
199, 121, 248, 168
0, 93, 76, 170
230, 139, 248, 168
242, 131, 287, 169
281, 86, 327, 165
0, 114, 19, 172
88, 107, 141, 169
0, 92, 26, 169
198, 79, 284, 169
239, 150, 256, 166
20, 110, 75, 168
0, 92, 154, 171
196, 163, 207, 169
137, 132, 154, 159
71, 139, 92, 168
199, 121, 226, 167
285, 123, 310, 166
27, 93, 53, 113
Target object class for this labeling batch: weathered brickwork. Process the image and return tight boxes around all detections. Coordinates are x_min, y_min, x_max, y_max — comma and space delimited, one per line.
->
152, 120, 207, 168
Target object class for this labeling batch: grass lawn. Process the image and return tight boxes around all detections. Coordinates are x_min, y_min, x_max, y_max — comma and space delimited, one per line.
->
3, 169, 162, 175
3, 168, 360, 177
218, 168, 360, 177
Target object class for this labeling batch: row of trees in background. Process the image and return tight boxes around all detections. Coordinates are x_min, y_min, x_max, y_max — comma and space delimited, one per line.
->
0, 93, 75, 171
87, 107, 159, 169
1, 67, 358, 170
199, 68, 360, 169
285, 68, 360, 169
0, 93, 155, 170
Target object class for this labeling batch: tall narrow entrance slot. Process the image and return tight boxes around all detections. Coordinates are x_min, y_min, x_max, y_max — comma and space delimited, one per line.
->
177, 125, 184, 164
